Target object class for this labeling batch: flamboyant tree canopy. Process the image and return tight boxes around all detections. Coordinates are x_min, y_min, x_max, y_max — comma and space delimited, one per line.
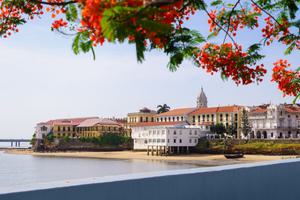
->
1, 0, 300, 100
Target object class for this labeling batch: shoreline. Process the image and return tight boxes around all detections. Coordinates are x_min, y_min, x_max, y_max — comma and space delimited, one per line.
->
4, 149, 299, 167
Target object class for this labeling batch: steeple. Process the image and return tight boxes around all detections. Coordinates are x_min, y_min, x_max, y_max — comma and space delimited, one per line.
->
197, 87, 208, 108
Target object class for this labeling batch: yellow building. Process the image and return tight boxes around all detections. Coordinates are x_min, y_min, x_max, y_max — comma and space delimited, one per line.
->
51, 117, 97, 138
189, 106, 244, 138
77, 118, 125, 138
127, 107, 157, 127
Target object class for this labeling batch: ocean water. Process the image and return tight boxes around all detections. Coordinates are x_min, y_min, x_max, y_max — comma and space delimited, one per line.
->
0, 151, 198, 191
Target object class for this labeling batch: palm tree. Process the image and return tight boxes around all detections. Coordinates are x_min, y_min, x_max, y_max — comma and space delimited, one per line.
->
157, 104, 171, 114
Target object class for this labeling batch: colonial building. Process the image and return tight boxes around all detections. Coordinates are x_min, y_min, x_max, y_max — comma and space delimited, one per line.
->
77, 118, 125, 138
249, 104, 300, 139
189, 105, 244, 138
155, 108, 196, 123
35, 122, 52, 140
35, 117, 128, 139
51, 117, 98, 138
131, 121, 209, 153
127, 107, 157, 127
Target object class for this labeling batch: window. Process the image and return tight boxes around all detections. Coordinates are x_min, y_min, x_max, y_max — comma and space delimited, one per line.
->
189, 139, 192, 143
288, 115, 291, 118
173, 117, 175, 121
168, 117, 171, 121
181, 116, 184, 121
174, 139, 176, 143
179, 130, 182, 135
162, 139, 165, 143
192, 116, 195, 123
62, 127, 65, 132
189, 130, 192, 135
167, 139, 170, 143
177, 117, 180, 121
195, 139, 197, 143
179, 139, 182, 143
174, 131, 177, 135
194, 130, 197, 135
157, 139, 161, 143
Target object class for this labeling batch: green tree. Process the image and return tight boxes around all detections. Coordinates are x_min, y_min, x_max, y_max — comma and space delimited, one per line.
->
1, 0, 300, 99
210, 123, 226, 137
241, 109, 252, 139
226, 124, 237, 137
157, 104, 171, 114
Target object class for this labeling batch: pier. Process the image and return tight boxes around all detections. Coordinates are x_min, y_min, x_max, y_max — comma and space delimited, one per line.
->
0, 139, 31, 147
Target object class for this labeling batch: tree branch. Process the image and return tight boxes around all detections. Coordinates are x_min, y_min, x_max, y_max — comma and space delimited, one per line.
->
30, 0, 77, 6
223, 0, 240, 44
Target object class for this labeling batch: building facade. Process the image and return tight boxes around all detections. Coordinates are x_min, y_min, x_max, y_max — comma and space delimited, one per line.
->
249, 104, 300, 139
189, 105, 244, 138
127, 107, 157, 127
77, 118, 125, 138
131, 121, 209, 151
155, 108, 196, 123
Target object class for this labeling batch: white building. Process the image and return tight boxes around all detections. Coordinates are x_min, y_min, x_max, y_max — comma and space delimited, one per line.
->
35, 122, 52, 140
249, 104, 300, 139
131, 121, 209, 154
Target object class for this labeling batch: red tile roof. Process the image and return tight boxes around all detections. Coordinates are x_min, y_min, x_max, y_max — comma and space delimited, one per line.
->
250, 108, 267, 114
156, 108, 196, 117
77, 118, 120, 127
190, 106, 242, 115
284, 105, 300, 113
131, 121, 188, 127
46, 117, 99, 126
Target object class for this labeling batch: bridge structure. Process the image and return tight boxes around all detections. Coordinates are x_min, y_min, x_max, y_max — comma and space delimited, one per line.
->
0, 139, 31, 147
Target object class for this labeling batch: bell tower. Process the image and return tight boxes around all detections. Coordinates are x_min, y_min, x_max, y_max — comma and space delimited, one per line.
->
197, 87, 208, 108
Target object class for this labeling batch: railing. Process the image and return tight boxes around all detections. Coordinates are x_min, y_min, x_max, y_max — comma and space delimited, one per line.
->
1, 158, 300, 200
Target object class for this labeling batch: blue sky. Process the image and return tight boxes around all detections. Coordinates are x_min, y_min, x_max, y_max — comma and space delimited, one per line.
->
0, 10, 297, 138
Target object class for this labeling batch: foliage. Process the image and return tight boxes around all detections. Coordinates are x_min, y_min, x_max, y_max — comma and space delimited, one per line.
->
1, 0, 300, 99
241, 109, 252, 138
30, 133, 36, 145
79, 134, 132, 146
197, 139, 300, 155
210, 123, 226, 136
225, 124, 237, 136
47, 133, 55, 142
63, 135, 70, 142
157, 104, 171, 114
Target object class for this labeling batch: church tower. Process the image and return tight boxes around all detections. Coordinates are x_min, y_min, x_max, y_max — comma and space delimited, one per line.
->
197, 87, 208, 108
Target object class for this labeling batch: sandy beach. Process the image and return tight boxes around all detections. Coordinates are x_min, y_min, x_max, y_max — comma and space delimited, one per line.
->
5, 149, 298, 167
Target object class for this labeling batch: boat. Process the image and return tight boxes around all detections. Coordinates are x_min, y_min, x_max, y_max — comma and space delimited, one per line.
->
224, 153, 244, 159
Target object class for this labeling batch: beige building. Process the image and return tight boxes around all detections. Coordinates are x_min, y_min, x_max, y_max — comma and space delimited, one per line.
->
155, 108, 196, 122
77, 118, 125, 138
51, 117, 98, 138
127, 107, 157, 127
189, 106, 244, 138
